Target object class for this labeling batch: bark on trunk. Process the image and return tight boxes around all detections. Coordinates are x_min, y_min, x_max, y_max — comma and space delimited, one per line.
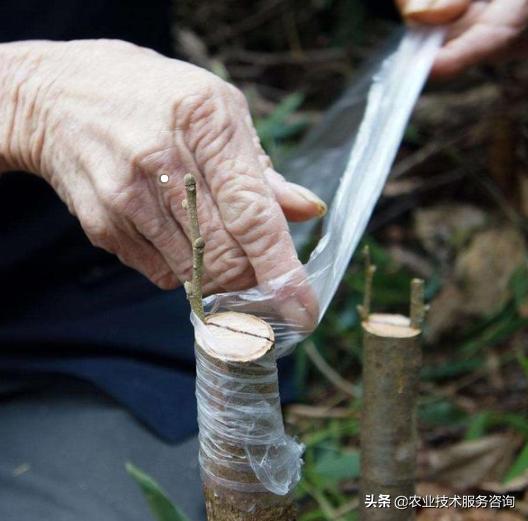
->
359, 312, 422, 521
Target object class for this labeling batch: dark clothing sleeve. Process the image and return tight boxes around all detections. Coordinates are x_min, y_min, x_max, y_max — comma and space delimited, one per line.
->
0, 0, 196, 442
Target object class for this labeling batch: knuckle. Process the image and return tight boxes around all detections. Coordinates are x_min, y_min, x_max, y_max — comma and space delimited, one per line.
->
195, 120, 235, 169
150, 269, 179, 290
178, 92, 211, 125
204, 231, 256, 290
137, 217, 180, 253
89, 39, 154, 58
83, 218, 113, 250
246, 227, 290, 262
101, 183, 142, 218
216, 260, 255, 291
178, 262, 193, 284
211, 157, 254, 191
136, 214, 165, 242
176, 82, 218, 128
226, 83, 248, 107
176, 81, 242, 168
225, 193, 263, 225
217, 174, 270, 235
185, 98, 235, 162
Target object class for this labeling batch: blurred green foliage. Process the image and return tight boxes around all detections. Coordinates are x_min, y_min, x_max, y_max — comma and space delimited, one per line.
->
255, 92, 308, 161
126, 463, 191, 521
504, 442, 528, 482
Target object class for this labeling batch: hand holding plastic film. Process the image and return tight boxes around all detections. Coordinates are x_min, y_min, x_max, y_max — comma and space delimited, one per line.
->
191, 27, 444, 500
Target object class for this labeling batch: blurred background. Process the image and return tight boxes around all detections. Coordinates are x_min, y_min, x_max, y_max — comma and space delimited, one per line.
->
173, 2, 528, 520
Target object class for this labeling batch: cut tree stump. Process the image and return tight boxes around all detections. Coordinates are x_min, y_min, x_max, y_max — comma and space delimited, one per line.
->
359, 274, 425, 521
195, 311, 297, 521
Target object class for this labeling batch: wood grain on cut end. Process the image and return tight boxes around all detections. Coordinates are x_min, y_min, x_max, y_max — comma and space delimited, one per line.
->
363, 313, 421, 338
204, 312, 275, 362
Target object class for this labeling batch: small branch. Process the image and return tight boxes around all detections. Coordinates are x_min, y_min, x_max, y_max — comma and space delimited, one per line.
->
332, 499, 359, 520
304, 340, 360, 399
286, 404, 352, 420
184, 173, 200, 240
300, 481, 337, 521
183, 173, 205, 320
410, 278, 426, 330
357, 245, 376, 322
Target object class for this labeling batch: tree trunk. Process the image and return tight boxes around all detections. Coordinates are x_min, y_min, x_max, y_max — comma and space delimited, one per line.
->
194, 311, 297, 521
359, 302, 423, 520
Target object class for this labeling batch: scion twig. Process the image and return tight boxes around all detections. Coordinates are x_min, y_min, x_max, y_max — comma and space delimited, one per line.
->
183, 173, 205, 320
410, 278, 426, 330
357, 245, 376, 322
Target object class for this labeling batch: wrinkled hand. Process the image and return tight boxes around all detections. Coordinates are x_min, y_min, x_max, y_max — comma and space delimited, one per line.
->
397, 0, 528, 78
5, 40, 325, 310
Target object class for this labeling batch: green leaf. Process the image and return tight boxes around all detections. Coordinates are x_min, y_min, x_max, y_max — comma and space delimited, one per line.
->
419, 399, 468, 427
403, 123, 424, 145
493, 412, 528, 438
421, 358, 482, 381
460, 306, 528, 357
517, 350, 528, 379
299, 508, 325, 521
510, 264, 528, 312
295, 341, 310, 397
126, 463, 191, 521
504, 442, 528, 483
464, 411, 528, 439
314, 449, 360, 483
464, 411, 492, 441
255, 92, 306, 151
303, 419, 359, 448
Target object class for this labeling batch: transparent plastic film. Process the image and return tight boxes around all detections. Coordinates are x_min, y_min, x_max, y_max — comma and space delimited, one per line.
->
192, 313, 304, 499
191, 26, 444, 499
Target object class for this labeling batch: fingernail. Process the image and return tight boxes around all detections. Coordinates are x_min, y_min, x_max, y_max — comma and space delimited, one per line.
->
288, 183, 327, 217
403, 0, 436, 15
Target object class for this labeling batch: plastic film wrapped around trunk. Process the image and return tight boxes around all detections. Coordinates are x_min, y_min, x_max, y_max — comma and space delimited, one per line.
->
192, 312, 303, 499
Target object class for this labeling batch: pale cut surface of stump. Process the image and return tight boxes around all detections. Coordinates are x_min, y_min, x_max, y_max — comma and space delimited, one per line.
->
203, 312, 274, 361
363, 313, 420, 338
